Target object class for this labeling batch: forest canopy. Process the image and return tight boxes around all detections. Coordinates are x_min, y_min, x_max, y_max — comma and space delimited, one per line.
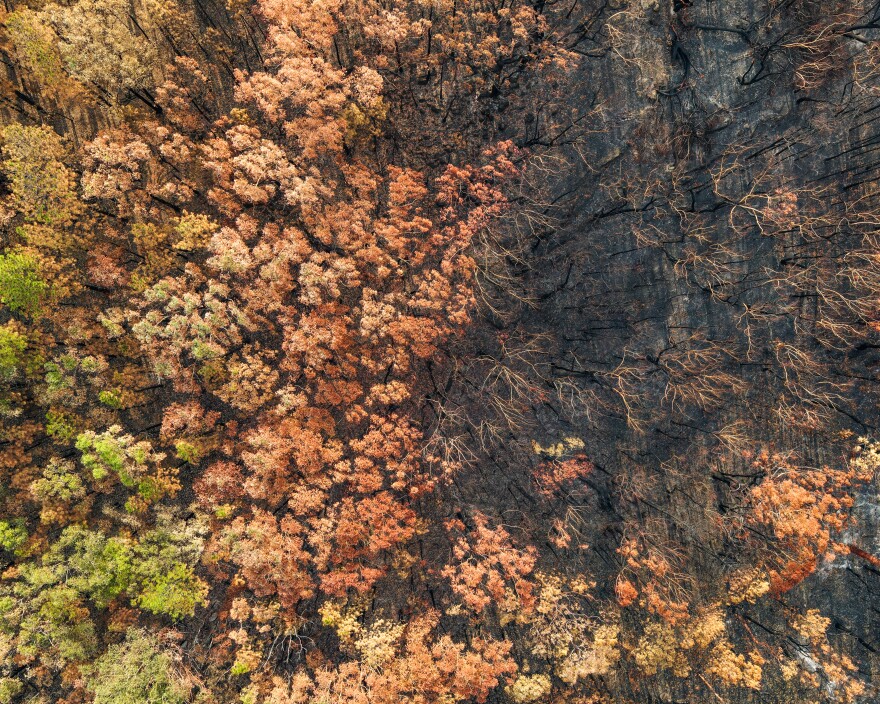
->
1, 0, 880, 703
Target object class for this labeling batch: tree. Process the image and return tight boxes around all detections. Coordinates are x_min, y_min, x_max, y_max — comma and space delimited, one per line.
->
10, 0, 871, 701
317, 492, 418, 596
218, 508, 315, 609
76, 425, 177, 511
0, 251, 47, 315
128, 511, 210, 620
80, 130, 152, 203
442, 512, 537, 615
87, 629, 190, 704
4, 9, 66, 89
0, 324, 26, 382
29, 457, 87, 524
0, 123, 78, 227
0, 519, 26, 553
3, 584, 98, 666
42, 0, 160, 98
0, 678, 23, 704
742, 447, 873, 594
266, 610, 516, 704
134, 562, 208, 620
1, 513, 208, 649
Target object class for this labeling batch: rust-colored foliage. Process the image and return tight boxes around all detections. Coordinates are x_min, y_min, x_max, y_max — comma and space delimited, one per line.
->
1, 0, 878, 702
744, 449, 869, 594
443, 512, 538, 614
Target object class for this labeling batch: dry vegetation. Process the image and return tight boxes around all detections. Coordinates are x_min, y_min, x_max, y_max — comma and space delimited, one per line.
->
0, 0, 879, 703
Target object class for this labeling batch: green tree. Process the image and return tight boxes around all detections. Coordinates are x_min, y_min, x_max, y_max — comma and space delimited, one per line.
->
0, 677, 23, 704
43, 351, 108, 407
129, 512, 209, 620
0, 251, 47, 315
0, 580, 97, 666
75, 425, 177, 509
134, 562, 208, 620
45, 409, 77, 441
4, 9, 65, 88
0, 520, 26, 553
87, 629, 188, 704
0, 324, 26, 382
25, 526, 133, 608
98, 388, 124, 409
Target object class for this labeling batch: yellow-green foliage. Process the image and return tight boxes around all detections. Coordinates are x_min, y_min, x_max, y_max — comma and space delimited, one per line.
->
0, 520, 26, 553
320, 599, 365, 642
0, 677, 23, 704
342, 97, 389, 141
88, 629, 188, 704
173, 212, 219, 251
0, 323, 26, 381
0, 250, 47, 315
134, 562, 208, 620
4, 9, 65, 86
0, 124, 77, 226
30, 458, 86, 504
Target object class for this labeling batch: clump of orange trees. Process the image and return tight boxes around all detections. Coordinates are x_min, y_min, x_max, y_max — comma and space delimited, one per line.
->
0, 0, 578, 701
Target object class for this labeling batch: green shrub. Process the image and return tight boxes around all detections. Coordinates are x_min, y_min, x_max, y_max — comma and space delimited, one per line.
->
230, 660, 251, 676
174, 440, 200, 464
